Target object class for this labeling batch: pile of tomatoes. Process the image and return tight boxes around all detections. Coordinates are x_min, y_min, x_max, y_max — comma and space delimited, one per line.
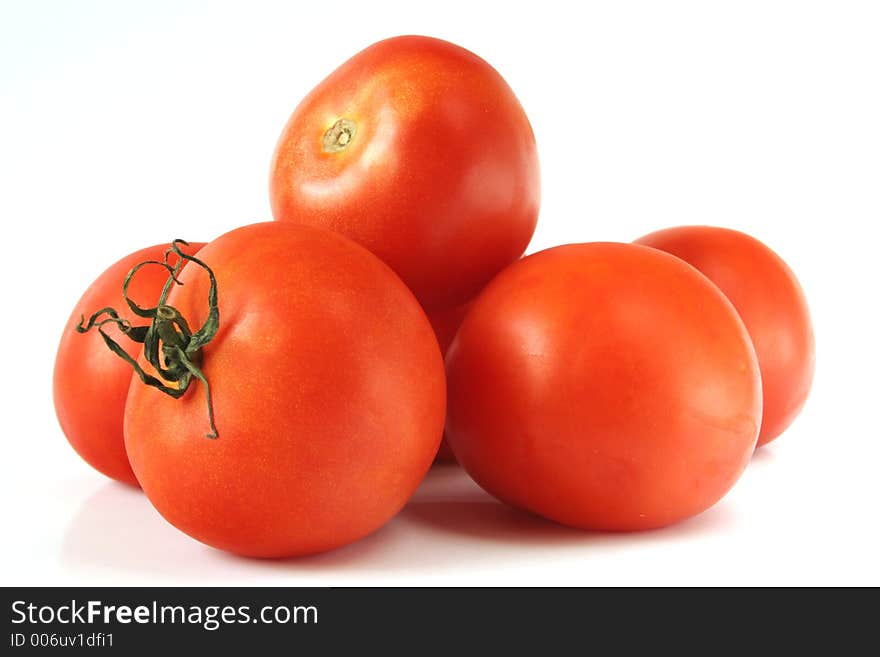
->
53, 36, 814, 557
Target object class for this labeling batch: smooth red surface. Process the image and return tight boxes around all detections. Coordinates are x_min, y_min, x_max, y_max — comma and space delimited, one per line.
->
636, 226, 815, 446
270, 35, 540, 310
124, 223, 446, 558
53, 243, 205, 486
427, 302, 471, 462
446, 243, 763, 530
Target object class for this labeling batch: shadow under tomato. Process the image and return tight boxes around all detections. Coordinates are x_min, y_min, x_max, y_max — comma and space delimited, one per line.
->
60, 481, 232, 579
401, 480, 739, 547
750, 444, 776, 465
250, 467, 739, 573
400, 466, 589, 545
61, 465, 739, 578
60, 480, 420, 577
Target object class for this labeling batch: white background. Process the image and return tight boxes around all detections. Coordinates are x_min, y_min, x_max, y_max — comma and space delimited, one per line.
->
1, 0, 878, 586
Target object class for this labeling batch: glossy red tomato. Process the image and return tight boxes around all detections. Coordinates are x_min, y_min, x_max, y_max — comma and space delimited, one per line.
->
54, 243, 205, 486
446, 243, 762, 530
123, 222, 446, 557
427, 302, 471, 462
269, 35, 540, 309
636, 226, 815, 446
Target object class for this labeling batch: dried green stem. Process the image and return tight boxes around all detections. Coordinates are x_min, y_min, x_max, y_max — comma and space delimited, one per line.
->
76, 240, 220, 438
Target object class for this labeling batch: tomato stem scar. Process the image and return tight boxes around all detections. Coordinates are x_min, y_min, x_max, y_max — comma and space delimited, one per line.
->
322, 118, 357, 153
76, 240, 220, 439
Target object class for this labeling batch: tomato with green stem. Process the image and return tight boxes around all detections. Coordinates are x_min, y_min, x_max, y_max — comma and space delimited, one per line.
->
91, 223, 446, 557
53, 242, 205, 486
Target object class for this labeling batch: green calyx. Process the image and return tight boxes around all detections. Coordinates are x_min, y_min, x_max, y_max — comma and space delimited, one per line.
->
76, 239, 220, 438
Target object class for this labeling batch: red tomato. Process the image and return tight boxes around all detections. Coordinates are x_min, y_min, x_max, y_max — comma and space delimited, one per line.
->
269, 35, 540, 310
446, 243, 762, 530
54, 243, 205, 486
427, 302, 471, 463
123, 223, 446, 557
636, 226, 815, 446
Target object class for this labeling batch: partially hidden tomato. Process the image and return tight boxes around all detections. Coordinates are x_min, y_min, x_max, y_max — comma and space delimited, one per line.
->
636, 226, 815, 446
446, 243, 762, 530
269, 35, 540, 310
427, 302, 471, 463
54, 242, 205, 486
122, 222, 446, 557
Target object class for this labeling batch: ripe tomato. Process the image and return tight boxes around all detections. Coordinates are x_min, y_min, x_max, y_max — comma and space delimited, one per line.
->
636, 226, 815, 446
269, 35, 540, 310
54, 243, 205, 486
427, 302, 471, 463
123, 222, 446, 557
446, 243, 762, 531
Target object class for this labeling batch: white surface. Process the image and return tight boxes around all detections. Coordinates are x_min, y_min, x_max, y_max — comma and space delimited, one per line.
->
1, 0, 878, 586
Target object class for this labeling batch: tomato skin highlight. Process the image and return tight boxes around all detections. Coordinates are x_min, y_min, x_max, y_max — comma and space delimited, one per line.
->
53, 243, 205, 486
270, 35, 540, 310
124, 222, 446, 558
636, 226, 815, 446
446, 243, 762, 531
